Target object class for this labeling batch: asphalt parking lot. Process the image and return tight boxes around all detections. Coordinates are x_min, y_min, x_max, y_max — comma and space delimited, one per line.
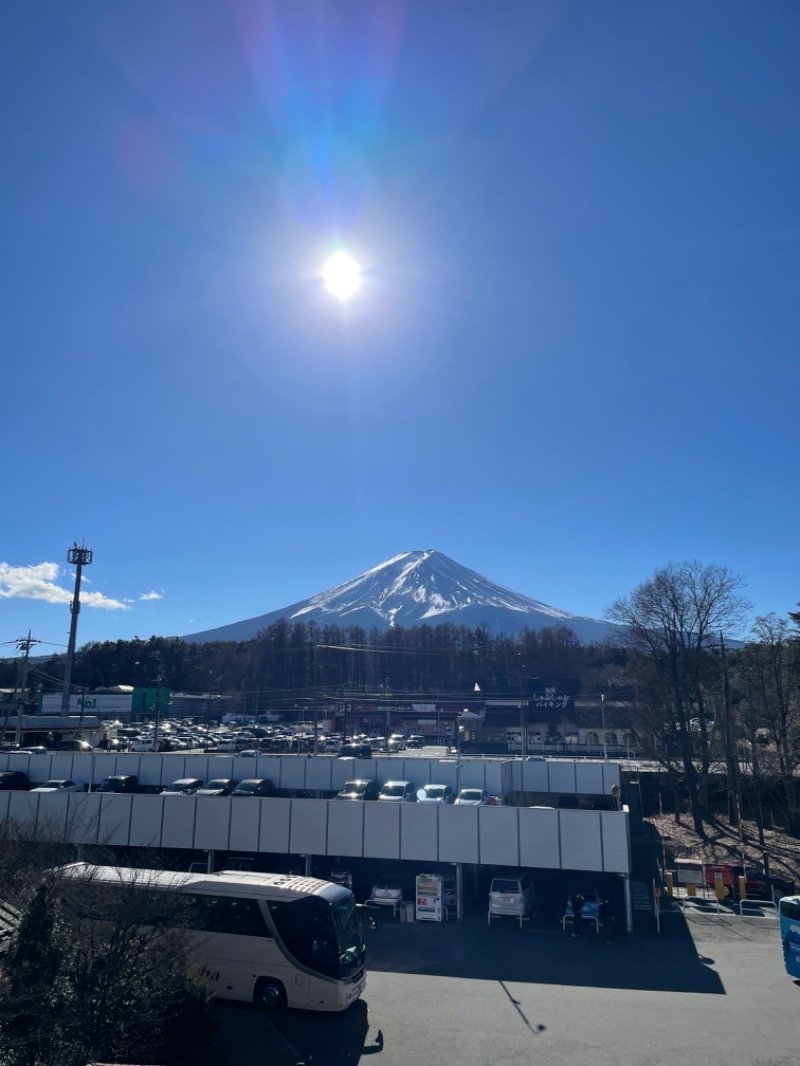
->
214, 903, 799, 1066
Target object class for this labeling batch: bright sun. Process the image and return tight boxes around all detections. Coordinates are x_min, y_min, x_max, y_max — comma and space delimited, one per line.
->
323, 251, 362, 302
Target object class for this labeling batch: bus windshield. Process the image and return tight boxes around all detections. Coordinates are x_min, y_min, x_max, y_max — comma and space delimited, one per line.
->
268, 895, 364, 980
331, 895, 365, 975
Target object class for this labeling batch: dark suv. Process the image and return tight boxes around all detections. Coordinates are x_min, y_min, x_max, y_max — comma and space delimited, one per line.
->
95, 775, 139, 794
335, 779, 381, 801
338, 742, 372, 759
230, 778, 276, 797
0, 771, 30, 791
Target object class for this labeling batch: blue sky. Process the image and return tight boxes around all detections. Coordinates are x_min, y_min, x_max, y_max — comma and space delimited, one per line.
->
2, 0, 799, 653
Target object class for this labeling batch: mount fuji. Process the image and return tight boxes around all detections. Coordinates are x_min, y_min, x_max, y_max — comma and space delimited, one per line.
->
182, 550, 620, 644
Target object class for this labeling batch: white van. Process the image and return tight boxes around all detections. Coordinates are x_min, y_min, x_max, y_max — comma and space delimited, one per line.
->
488, 871, 536, 926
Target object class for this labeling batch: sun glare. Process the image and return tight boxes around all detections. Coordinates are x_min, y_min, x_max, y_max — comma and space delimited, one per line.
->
323, 251, 362, 302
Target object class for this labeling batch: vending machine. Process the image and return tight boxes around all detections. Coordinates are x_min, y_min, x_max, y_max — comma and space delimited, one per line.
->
416, 873, 444, 922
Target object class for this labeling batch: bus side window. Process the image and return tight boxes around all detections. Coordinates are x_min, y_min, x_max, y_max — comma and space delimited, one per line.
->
187, 894, 270, 937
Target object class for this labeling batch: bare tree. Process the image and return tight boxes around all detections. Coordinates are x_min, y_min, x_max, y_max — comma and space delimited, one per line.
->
0, 835, 218, 1066
607, 561, 750, 835
735, 613, 800, 833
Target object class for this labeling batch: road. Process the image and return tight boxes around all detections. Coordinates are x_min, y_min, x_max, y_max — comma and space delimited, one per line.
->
214, 904, 798, 1066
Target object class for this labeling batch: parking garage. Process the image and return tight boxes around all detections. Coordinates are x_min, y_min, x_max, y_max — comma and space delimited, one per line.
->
0, 750, 632, 932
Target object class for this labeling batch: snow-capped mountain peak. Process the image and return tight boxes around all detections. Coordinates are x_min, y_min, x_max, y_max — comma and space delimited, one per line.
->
182, 550, 618, 644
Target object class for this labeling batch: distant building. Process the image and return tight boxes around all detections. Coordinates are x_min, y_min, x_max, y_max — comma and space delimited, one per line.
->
40, 692, 134, 718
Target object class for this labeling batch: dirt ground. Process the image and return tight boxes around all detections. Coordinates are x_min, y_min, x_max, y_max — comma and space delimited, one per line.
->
646, 812, 800, 885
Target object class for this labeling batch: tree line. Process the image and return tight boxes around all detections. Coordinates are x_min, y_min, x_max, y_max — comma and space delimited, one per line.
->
3, 619, 602, 702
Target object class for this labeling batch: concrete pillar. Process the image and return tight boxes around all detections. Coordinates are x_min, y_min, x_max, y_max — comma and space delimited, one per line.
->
623, 874, 633, 934
456, 863, 463, 922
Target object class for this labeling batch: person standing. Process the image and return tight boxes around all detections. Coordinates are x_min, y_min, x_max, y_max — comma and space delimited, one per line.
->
571, 892, 585, 937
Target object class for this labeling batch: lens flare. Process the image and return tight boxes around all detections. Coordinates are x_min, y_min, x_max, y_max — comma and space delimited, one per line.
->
323, 252, 362, 301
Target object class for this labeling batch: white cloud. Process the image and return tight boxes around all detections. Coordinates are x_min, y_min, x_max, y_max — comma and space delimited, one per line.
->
139, 590, 163, 601
0, 562, 130, 611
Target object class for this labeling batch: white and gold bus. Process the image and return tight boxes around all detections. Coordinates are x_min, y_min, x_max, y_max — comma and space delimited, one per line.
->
55, 863, 366, 1012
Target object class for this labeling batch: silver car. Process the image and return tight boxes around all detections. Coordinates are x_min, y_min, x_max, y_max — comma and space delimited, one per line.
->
30, 779, 85, 793
161, 778, 203, 796
378, 781, 417, 802
417, 784, 454, 804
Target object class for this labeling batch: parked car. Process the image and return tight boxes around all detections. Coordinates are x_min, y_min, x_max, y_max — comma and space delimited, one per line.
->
0, 771, 30, 791
338, 742, 372, 759
378, 780, 417, 802
212, 737, 238, 752
488, 871, 537, 925
564, 889, 602, 924
236, 749, 261, 758
336, 779, 381, 801
129, 737, 160, 752
30, 779, 86, 793
94, 738, 129, 752
417, 784, 455, 804
94, 775, 139, 794
163, 737, 189, 751
160, 778, 203, 796
370, 881, 404, 903
454, 788, 489, 806
57, 739, 93, 753
195, 778, 238, 796
18, 746, 50, 756
230, 778, 276, 797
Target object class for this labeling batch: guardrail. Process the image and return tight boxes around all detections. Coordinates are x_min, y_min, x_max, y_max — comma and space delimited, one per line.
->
738, 897, 777, 918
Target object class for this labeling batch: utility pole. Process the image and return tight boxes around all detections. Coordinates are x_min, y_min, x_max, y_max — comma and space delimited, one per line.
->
312, 644, 319, 756
61, 543, 93, 714
151, 652, 165, 753
456, 714, 465, 795
5, 632, 40, 745
520, 671, 528, 758
152, 684, 163, 753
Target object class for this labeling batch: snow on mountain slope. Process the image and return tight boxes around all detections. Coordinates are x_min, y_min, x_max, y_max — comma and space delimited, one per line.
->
182, 550, 620, 644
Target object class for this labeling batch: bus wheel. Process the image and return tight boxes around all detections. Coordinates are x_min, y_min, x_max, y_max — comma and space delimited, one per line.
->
255, 977, 286, 1012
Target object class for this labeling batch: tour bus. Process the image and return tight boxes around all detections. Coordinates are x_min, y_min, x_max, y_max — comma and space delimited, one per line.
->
55, 863, 367, 1012
778, 895, 800, 980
